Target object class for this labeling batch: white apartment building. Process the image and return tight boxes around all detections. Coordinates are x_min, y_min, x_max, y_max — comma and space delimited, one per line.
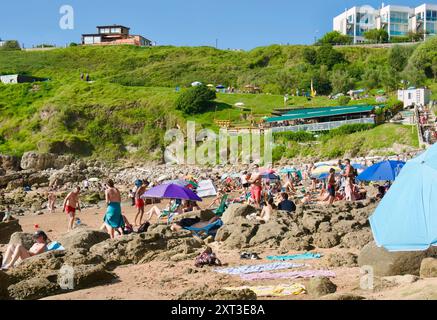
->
333, 5, 378, 43
334, 3, 437, 43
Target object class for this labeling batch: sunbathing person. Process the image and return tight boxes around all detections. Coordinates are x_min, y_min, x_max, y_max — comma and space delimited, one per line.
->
1, 231, 49, 270
146, 199, 182, 221
171, 215, 221, 232
247, 198, 274, 223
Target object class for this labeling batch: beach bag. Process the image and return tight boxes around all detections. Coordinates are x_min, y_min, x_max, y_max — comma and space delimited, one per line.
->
137, 222, 150, 233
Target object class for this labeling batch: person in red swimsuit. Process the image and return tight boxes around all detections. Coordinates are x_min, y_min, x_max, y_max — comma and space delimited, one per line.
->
249, 164, 262, 208
134, 181, 147, 226
62, 186, 82, 231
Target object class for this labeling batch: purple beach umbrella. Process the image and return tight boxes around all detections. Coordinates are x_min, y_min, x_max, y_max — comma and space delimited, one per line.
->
142, 184, 202, 202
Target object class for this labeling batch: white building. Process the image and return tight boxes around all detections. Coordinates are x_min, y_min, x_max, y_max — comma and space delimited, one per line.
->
334, 3, 437, 43
411, 3, 437, 39
376, 5, 414, 39
333, 5, 378, 43
398, 88, 431, 108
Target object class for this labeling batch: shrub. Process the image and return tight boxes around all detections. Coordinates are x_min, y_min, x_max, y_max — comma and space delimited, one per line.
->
323, 123, 376, 140
272, 145, 286, 162
337, 96, 351, 105
274, 131, 315, 142
175, 85, 216, 115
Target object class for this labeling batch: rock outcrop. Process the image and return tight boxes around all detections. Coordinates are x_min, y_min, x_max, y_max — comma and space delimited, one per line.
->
420, 258, 437, 278
0, 217, 23, 244
358, 242, 436, 276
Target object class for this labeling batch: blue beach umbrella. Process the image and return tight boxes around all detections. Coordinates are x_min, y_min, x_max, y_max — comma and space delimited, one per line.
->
357, 160, 405, 182
369, 146, 437, 251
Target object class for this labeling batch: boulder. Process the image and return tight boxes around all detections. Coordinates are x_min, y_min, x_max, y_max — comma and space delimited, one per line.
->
313, 232, 340, 249
71, 264, 116, 290
0, 271, 10, 299
58, 228, 110, 251
279, 235, 313, 252
20, 152, 57, 171
221, 204, 257, 224
7, 232, 34, 250
340, 229, 373, 249
358, 242, 434, 276
178, 286, 257, 300
320, 293, 365, 300
420, 258, 437, 278
323, 252, 358, 268
0, 219, 23, 244
306, 277, 337, 297
8, 275, 61, 300
248, 221, 288, 246
0, 155, 20, 172
382, 275, 419, 286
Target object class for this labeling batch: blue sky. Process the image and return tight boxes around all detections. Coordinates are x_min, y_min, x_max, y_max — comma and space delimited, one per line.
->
0, 0, 429, 49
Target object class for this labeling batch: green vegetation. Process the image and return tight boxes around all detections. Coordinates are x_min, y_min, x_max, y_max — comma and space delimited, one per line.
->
0, 40, 21, 51
316, 31, 352, 45
0, 38, 435, 161
363, 29, 389, 44
175, 85, 216, 115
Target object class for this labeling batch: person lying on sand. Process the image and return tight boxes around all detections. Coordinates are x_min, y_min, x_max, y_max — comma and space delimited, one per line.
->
146, 199, 182, 222
170, 215, 220, 232
1, 231, 49, 270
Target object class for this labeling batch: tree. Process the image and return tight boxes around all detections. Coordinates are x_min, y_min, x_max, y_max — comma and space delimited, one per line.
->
316, 45, 346, 70
302, 47, 317, 65
330, 69, 355, 94
388, 45, 415, 72
0, 40, 21, 51
432, 56, 437, 80
317, 31, 353, 45
363, 29, 389, 43
175, 85, 216, 115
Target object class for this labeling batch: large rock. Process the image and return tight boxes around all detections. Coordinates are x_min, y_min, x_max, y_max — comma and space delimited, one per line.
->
420, 258, 437, 278
0, 155, 20, 172
358, 242, 435, 276
20, 152, 73, 171
340, 229, 373, 249
178, 286, 257, 300
8, 275, 61, 300
279, 235, 313, 252
221, 204, 257, 224
313, 232, 340, 249
307, 277, 337, 297
58, 228, 110, 251
7, 232, 34, 250
323, 252, 358, 268
0, 271, 10, 299
0, 218, 23, 244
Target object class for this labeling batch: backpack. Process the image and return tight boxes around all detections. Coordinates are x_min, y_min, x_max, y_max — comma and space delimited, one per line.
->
137, 222, 150, 233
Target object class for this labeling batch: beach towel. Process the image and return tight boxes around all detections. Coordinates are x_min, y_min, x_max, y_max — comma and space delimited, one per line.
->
224, 283, 306, 297
240, 270, 336, 281
103, 202, 123, 229
47, 242, 65, 251
266, 253, 322, 261
215, 262, 306, 275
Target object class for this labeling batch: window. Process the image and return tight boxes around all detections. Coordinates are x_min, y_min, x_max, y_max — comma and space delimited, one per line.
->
111, 28, 121, 34
408, 93, 412, 99
426, 10, 437, 21
83, 36, 94, 44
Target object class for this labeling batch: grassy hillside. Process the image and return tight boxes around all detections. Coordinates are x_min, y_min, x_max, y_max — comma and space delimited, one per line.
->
0, 43, 432, 161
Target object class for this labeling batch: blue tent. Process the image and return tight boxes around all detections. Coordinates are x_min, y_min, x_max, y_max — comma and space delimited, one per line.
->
357, 160, 405, 181
369, 146, 437, 251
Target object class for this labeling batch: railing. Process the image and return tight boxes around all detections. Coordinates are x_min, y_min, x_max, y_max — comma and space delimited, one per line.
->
270, 118, 375, 133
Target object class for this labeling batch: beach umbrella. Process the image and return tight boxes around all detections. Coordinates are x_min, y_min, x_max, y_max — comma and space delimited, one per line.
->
191, 81, 202, 87
280, 168, 298, 174
234, 102, 245, 107
352, 163, 366, 170
216, 85, 225, 89
261, 173, 280, 181
357, 160, 405, 182
207, 84, 214, 88
369, 146, 437, 251
142, 184, 202, 202
88, 178, 99, 182
311, 165, 341, 176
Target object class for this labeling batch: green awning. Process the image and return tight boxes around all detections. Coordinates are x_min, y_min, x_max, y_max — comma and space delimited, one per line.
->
266, 105, 375, 123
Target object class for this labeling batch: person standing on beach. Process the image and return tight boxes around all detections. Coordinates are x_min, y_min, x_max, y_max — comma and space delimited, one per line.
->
102, 180, 123, 239
248, 164, 262, 208
63, 187, 82, 231
47, 189, 57, 214
134, 181, 147, 226
327, 168, 336, 205
343, 159, 355, 202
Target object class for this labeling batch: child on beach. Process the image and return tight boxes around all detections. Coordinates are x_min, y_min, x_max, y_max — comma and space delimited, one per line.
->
2, 205, 12, 222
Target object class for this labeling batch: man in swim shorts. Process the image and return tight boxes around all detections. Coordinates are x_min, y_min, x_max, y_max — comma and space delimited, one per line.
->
63, 186, 82, 231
